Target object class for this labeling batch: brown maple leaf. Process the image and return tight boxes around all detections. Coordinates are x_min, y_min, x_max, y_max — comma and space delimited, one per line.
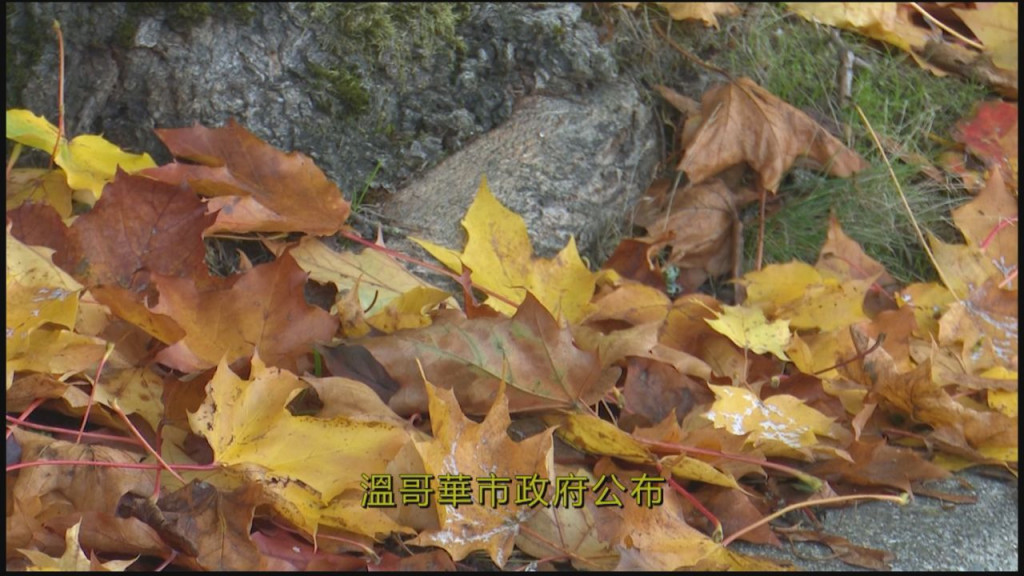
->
679, 77, 868, 192
353, 294, 619, 416
144, 120, 350, 235
152, 252, 338, 373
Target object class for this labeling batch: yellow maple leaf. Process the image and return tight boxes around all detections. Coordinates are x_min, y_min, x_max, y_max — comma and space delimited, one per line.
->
5, 109, 155, 203
705, 384, 839, 459
409, 379, 554, 567
188, 354, 414, 539
545, 412, 653, 464
6, 231, 106, 386
740, 261, 871, 332
704, 304, 791, 361
411, 176, 597, 322
954, 3, 1018, 73
787, 3, 932, 53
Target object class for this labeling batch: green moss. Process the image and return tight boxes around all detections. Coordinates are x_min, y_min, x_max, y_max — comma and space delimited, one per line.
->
309, 3, 466, 66
116, 3, 257, 47
300, 3, 468, 123
306, 60, 370, 116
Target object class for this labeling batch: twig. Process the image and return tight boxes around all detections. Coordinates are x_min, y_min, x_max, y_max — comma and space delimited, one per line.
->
651, 22, 734, 81
49, 20, 65, 167
754, 182, 767, 270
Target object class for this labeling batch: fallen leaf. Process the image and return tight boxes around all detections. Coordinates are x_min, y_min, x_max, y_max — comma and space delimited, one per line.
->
144, 119, 350, 235
5, 109, 156, 203
545, 412, 653, 464
740, 261, 873, 332
634, 179, 744, 291
412, 176, 597, 322
357, 293, 619, 416
953, 3, 1018, 73
55, 170, 215, 291
591, 460, 785, 570
152, 252, 338, 373
515, 466, 618, 571
787, 3, 932, 54
952, 101, 1018, 193
705, 304, 792, 361
409, 380, 553, 568
810, 437, 948, 493
951, 169, 1018, 290
6, 231, 107, 385
290, 236, 457, 319
18, 520, 136, 571
679, 77, 868, 192
5, 168, 74, 219
657, 2, 739, 28
187, 354, 414, 539
705, 384, 840, 460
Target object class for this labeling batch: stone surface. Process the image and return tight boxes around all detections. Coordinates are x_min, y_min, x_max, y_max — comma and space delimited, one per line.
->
377, 79, 659, 263
6, 3, 632, 221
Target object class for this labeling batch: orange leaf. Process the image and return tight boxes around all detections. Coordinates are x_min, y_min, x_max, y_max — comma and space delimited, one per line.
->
145, 120, 350, 235
409, 379, 553, 567
152, 253, 338, 373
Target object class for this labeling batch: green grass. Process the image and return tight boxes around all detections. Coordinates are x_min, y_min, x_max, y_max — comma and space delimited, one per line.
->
602, 3, 991, 285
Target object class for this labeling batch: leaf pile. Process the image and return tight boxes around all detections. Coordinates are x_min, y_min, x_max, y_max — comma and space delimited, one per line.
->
6, 61, 1018, 574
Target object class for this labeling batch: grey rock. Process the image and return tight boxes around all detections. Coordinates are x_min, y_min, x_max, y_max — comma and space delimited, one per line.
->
6, 2, 630, 213
377, 79, 658, 264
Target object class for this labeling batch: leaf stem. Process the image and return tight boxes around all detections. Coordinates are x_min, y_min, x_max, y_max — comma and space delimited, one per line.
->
722, 492, 909, 546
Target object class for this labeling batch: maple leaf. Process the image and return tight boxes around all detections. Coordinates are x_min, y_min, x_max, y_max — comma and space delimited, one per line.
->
290, 236, 456, 334
354, 294, 619, 416
591, 460, 785, 570
633, 178, 746, 291
547, 412, 654, 464
953, 102, 1018, 193
953, 3, 1018, 73
951, 169, 1018, 291
188, 355, 415, 539
705, 304, 792, 361
897, 281, 957, 339
18, 520, 135, 571
938, 279, 1018, 376
55, 170, 215, 291
811, 437, 949, 493
408, 379, 554, 568
621, 2, 739, 28
516, 469, 619, 570
6, 231, 107, 385
6, 168, 74, 219
787, 3, 932, 54
846, 329, 1018, 464
705, 384, 846, 460
6, 109, 156, 204
151, 252, 338, 373
740, 260, 873, 332
678, 77, 868, 192
7, 428, 157, 561
143, 120, 350, 235
146, 481, 264, 571
412, 176, 598, 322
